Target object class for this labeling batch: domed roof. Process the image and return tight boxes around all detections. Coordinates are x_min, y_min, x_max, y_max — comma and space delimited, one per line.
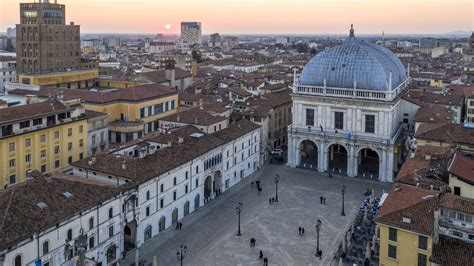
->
298, 25, 407, 91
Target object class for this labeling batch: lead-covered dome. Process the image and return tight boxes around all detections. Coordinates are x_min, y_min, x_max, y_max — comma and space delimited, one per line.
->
298, 25, 407, 91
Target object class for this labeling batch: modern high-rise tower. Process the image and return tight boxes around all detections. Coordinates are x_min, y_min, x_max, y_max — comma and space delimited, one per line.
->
16, 0, 95, 74
180, 22, 202, 46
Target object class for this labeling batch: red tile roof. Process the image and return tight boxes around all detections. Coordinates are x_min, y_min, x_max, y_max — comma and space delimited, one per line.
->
430, 235, 474, 266
0, 99, 68, 125
448, 152, 474, 185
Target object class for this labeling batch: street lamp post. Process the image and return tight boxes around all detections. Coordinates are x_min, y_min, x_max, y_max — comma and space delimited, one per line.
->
236, 202, 243, 236
315, 219, 322, 258
176, 244, 187, 266
274, 174, 280, 202
341, 185, 346, 216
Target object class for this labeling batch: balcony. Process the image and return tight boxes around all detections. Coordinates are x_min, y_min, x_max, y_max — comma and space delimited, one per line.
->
289, 123, 405, 145
293, 78, 409, 102
109, 120, 144, 133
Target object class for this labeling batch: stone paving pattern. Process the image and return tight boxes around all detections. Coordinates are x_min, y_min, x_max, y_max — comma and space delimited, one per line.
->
121, 165, 390, 266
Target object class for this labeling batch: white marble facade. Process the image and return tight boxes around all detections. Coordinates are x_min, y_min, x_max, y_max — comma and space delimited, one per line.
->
287, 92, 405, 182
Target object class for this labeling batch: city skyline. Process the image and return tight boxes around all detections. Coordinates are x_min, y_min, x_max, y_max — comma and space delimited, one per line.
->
0, 0, 472, 35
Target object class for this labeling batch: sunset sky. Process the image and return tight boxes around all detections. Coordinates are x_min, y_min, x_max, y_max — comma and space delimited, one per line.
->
0, 0, 472, 34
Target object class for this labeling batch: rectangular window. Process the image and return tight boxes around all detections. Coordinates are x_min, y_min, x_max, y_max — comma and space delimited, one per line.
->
417, 253, 427, 266
54, 131, 60, 139
146, 207, 150, 217
54, 145, 60, 154
305, 109, 314, 126
40, 134, 46, 143
140, 108, 145, 118
25, 138, 32, 147
185, 185, 188, 193
195, 178, 199, 188
9, 142, 15, 152
89, 236, 95, 249
68, 142, 73, 151
388, 244, 397, 259
160, 198, 164, 208
20, 120, 30, 129
25, 154, 32, 163
173, 191, 177, 201
365, 115, 375, 133
55, 160, 60, 169
67, 128, 72, 136
454, 186, 461, 196
108, 226, 114, 237
389, 227, 397, 242
9, 158, 15, 168
9, 174, 16, 184
334, 112, 344, 130
41, 164, 47, 173
33, 118, 42, 126
40, 149, 46, 159
418, 235, 427, 250
79, 125, 84, 133
79, 139, 84, 147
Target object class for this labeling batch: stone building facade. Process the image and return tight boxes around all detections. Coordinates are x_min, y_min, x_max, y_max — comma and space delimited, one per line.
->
287, 26, 410, 182
16, 0, 95, 74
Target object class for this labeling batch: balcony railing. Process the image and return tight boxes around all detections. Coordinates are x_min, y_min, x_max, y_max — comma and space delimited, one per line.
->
294, 78, 409, 102
289, 123, 405, 145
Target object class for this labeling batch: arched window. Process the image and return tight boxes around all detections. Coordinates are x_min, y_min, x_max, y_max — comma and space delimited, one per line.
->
42, 240, 49, 255
67, 229, 73, 241
144, 225, 152, 241
14, 255, 22, 266
108, 207, 113, 219
89, 217, 94, 230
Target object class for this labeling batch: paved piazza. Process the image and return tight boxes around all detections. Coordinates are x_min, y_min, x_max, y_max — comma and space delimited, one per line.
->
122, 165, 391, 266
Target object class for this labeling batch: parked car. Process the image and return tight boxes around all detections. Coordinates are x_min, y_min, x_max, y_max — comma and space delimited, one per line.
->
271, 148, 283, 156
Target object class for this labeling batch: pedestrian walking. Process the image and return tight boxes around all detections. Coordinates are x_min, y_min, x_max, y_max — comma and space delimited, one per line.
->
263, 257, 268, 266
259, 250, 263, 260
320, 196, 323, 204
175, 221, 179, 230
269, 198, 272, 205
323, 197, 326, 204
271, 197, 275, 204
298, 227, 302, 235
179, 221, 183, 230
302, 227, 305, 235
252, 181, 254, 189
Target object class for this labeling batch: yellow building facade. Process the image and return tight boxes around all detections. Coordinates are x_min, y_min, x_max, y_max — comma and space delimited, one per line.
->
378, 225, 432, 266
18, 69, 98, 89
0, 100, 88, 189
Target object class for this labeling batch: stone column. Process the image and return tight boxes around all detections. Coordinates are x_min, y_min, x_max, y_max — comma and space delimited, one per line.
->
323, 147, 329, 172
318, 141, 325, 172
354, 153, 359, 177
379, 149, 387, 182
386, 148, 394, 182
287, 136, 294, 167
347, 145, 355, 177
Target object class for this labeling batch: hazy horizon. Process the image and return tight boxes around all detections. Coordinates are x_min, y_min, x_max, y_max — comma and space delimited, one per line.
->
1, 0, 472, 35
